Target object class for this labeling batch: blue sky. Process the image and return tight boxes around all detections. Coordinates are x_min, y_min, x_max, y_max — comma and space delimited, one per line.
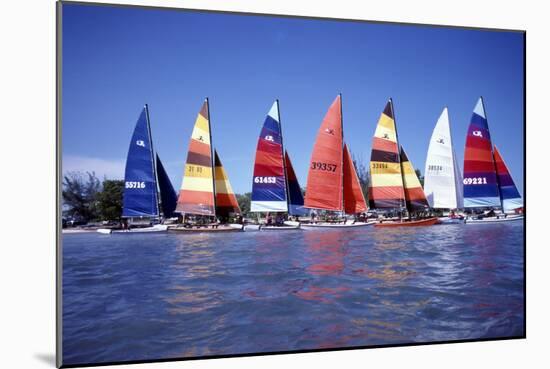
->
62, 3, 524, 196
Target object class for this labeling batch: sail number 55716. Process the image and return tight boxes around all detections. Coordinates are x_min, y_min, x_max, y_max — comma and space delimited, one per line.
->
311, 162, 337, 172
463, 177, 488, 185
125, 181, 146, 189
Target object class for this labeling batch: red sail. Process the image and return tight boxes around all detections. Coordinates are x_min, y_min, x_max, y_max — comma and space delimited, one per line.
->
343, 143, 368, 214
304, 95, 344, 211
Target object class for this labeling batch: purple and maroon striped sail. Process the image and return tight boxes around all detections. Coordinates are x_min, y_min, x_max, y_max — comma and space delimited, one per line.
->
463, 97, 500, 208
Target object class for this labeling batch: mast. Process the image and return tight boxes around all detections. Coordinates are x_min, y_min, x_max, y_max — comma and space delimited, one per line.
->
277, 99, 291, 214
144, 104, 161, 220
391, 98, 407, 216
339, 93, 345, 214
206, 97, 217, 219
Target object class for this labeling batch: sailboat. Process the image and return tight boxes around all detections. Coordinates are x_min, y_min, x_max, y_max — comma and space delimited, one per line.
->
423, 107, 464, 224
248, 100, 303, 231
98, 105, 169, 234
463, 97, 523, 223
368, 99, 438, 227
172, 98, 242, 232
302, 94, 372, 229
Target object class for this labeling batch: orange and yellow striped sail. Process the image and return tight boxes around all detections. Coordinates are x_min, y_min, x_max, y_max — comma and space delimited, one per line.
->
400, 146, 429, 211
176, 99, 216, 216
214, 150, 241, 217
368, 99, 405, 209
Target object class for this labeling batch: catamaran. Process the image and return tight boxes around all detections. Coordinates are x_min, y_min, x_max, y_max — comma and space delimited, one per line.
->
302, 94, 372, 229
368, 99, 438, 227
463, 97, 523, 224
172, 98, 243, 232
97, 105, 170, 234
423, 107, 464, 224
247, 100, 305, 231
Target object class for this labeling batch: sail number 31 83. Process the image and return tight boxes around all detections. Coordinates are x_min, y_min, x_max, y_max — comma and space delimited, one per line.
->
125, 181, 146, 189
311, 162, 337, 172
463, 177, 488, 185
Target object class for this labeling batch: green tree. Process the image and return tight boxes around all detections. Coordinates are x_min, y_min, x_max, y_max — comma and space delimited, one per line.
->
236, 192, 251, 217
415, 168, 424, 187
62, 171, 101, 221
97, 180, 124, 221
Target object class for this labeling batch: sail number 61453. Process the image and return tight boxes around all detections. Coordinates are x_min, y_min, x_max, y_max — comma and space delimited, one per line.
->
254, 176, 276, 184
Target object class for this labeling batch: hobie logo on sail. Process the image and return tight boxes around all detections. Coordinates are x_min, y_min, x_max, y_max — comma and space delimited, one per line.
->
136, 140, 145, 147
472, 130, 483, 137
436, 138, 445, 144
325, 128, 334, 135
264, 135, 274, 142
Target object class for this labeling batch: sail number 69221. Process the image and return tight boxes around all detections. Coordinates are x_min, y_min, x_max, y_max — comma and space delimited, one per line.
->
463, 177, 488, 185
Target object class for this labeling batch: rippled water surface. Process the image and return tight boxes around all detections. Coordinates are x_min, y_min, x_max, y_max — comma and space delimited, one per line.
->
62, 223, 524, 365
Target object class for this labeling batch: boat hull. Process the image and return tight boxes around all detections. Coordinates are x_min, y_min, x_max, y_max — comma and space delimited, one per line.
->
168, 225, 243, 233
241, 221, 301, 231
301, 221, 375, 229
438, 217, 465, 224
465, 215, 523, 224
374, 218, 440, 227
97, 224, 168, 234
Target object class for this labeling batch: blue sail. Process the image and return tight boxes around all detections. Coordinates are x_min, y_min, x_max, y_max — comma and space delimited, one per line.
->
285, 151, 307, 216
156, 154, 178, 218
122, 106, 159, 218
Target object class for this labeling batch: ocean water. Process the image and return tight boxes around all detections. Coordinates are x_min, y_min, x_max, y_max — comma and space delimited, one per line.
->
62, 222, 524, 365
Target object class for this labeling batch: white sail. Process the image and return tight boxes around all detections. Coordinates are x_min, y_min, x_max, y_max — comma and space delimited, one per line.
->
423, 108, 462, 209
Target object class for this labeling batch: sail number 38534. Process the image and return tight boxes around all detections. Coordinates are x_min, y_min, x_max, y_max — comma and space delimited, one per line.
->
125, 181, 146, 189
463, 177, 488, 185
311, 162, 337, 172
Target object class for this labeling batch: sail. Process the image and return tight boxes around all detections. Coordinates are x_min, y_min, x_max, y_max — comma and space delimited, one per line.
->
214, 150, 241, 217
122, 106, 159, 218
423, 108, 463, 209
463, 97, 500, 208
400, 146, 429, 212
304, 95, 344, 211
176, 99, 216, 216
156, 154, 177, 218
250, 100, 288, 212
368, 99, 405, 209
494, 145, 523, 212
343, 143, 367, 214
285, 151, 306, 216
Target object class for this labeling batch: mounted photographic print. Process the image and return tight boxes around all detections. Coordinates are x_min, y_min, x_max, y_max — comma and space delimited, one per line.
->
57, 1, 525, 367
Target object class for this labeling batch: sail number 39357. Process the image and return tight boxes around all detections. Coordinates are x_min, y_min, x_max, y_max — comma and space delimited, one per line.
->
311, 162, 337, 172
125, 181, 146, 189
463, 177, 488, 185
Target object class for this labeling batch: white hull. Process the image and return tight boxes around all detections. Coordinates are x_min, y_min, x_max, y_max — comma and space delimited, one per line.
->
465, 215, 523, 224
97, 224, 168, 234
241, 221, 301, 231
301, 221, 375, 229
438, 217, 465, 224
